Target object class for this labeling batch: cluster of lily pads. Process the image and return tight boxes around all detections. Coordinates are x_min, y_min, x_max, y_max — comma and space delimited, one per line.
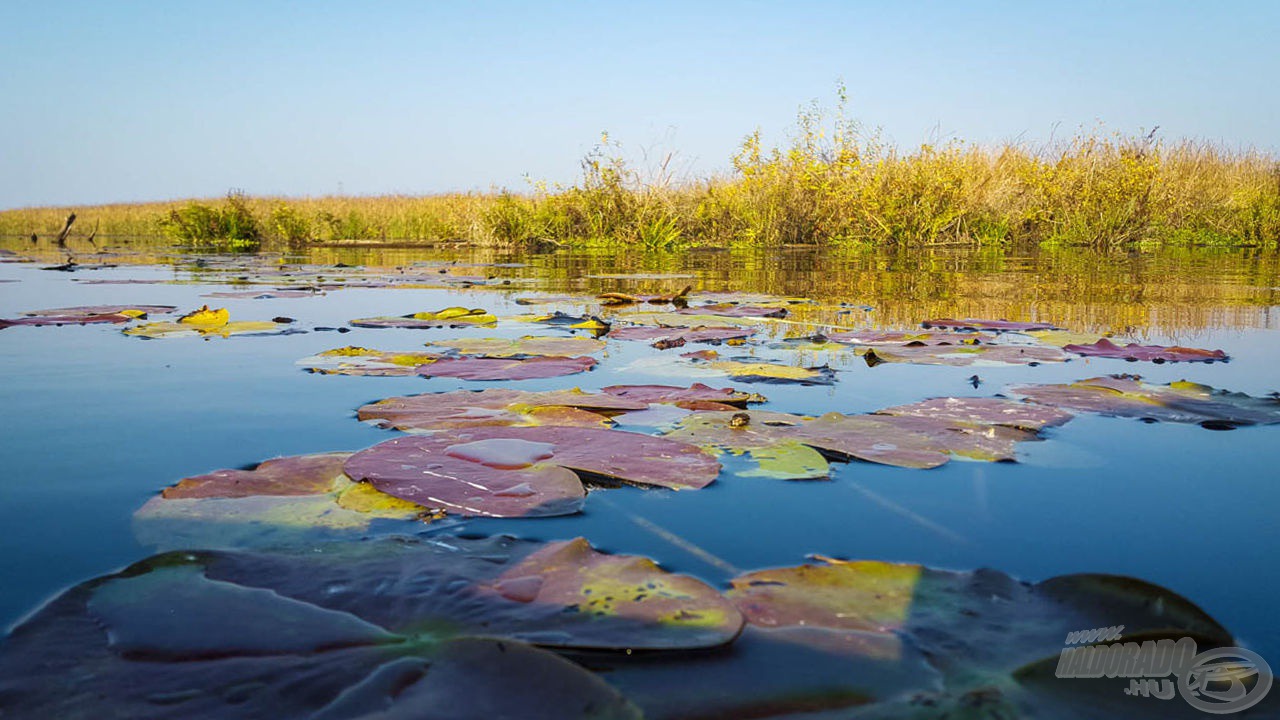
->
2, 260, 1277, 718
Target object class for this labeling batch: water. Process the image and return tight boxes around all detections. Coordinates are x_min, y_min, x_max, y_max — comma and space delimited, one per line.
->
1, 240, 1278, 670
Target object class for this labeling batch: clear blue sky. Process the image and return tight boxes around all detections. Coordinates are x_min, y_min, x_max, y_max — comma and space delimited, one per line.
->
1, 1, 1276, 209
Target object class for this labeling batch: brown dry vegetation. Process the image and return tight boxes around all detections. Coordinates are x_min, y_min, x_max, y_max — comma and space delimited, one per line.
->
4, 98, 1278, 252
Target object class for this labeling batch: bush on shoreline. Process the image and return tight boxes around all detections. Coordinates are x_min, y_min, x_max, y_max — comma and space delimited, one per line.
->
5, 98, 1278, 252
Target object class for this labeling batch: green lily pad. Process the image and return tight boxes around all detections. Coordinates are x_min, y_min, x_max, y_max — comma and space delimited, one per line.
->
0, 546, 641, 719
1010, 375, 1280, 428
424, 335, 606, 357
704, 360, 837, 385
298, 346, 446, 376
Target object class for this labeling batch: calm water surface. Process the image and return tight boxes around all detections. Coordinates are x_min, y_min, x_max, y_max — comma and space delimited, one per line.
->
1, 240, 1278, 664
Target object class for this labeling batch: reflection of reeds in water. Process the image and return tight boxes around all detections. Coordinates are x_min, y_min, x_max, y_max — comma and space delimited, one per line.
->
2, 237, 1276, 335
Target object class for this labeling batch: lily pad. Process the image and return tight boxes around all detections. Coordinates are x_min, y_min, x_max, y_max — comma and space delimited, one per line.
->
163, 452, 352, 499
424, 335, 606, 357
875, 397, 1075, 432
345, 425, 719, 517
351, 307, 497, 328
124, 305, 294, 339
417, 355, 598, 381
135, 454, 432, 549
21, 304, 176, 318
722, 556, 1240, 718
597, 285, 691, 305
1010, 375, 1280, 428
0, 546, 642, 719
600, 383, 764, 408
665, 405, 1060, 475
203, 289, 321, 299
1, 312, 137, 328
357, 388, 651, 432
677, 303, 789, 318
298, 346, 446, 376
922, 318, 1059, 332
864, 344, 1069, 367
826, 329, 990, 346
704, 360, 837, 385
608, 324, 756, 345
1063, 337, 1229, 363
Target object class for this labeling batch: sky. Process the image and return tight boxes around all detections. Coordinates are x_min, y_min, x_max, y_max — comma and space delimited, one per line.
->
1, 0, 1277, 209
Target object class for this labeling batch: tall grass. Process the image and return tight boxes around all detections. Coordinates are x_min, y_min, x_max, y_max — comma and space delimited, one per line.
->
4, 96, 1278, 251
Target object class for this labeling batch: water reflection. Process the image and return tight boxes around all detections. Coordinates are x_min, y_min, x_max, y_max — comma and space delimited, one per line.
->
5, 238, 1279, 336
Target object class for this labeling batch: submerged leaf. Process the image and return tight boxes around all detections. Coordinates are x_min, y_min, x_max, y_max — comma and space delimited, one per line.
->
0, 546, 642, 719
1063, 337, 1229, 363
721, 556, 1237, 718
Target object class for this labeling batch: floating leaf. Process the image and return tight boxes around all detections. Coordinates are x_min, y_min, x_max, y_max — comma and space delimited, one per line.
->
203, 289, 321, 299
135, 454, 430, 549
357, 388, 649, 432
875, 397, 1075, 432
178, 304, 230, 326
677, 303, 789, 318
0, 546, 641, 719
704, 360, 837, 385
487, 538, 743, 649
417, 355, 597, 381
597, 285, 691, 305
600, 382, 764, 407
864, 343, 1069, 367
124, 318, 294, 339
608, 324, 755, 345
344, 434, 585, 517
1, 312, 136, 328
298, 346, 444, 376
163, 452, 351, 499
1010, 375, 1280, 428
350, 307, 497, 328
826, 329, 989, 346
1063, 337, 1229, 363
345, 425, 719, 517
21, 304, 176, 318
722, 556, 1237, 718
424, 335, 606, 357
922, 318, 1059, 332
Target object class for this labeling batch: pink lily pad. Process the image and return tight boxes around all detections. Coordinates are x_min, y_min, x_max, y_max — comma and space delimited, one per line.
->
357, 388, 650, 432
1010, 375, 1280, 428
1063, 337, 1228, 363
416, 355, 597, 381
864, 344, 1069, 367
0, 313, 135, 327
21, 304, 177, 318
609, 325, 756, 345
600, 383, 764, 407
163, 453, 352, 499
826, 329, 991, 346
875, 397, 1075, 432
